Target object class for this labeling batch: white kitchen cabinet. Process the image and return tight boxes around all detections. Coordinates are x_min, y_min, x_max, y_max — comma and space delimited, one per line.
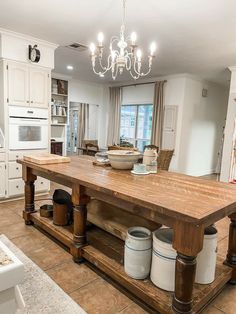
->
8, 162, 22, 179
7, 62, 29, 107
29, 67, 49, 108
7, 61, 49, 108
35, 177, 50, 192
8, 178, 24, 197
0, 163, 6, 198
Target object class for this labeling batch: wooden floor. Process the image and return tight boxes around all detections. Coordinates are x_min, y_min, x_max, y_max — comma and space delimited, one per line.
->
0, 182, 235, 313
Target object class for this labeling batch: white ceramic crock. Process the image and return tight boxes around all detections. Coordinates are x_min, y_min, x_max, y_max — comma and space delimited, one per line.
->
143, 148, 158, 166
124, 226, 152, 279
150, 228, 177, 292
195, 226, 218, 284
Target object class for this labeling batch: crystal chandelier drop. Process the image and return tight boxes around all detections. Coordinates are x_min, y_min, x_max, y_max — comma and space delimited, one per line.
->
89, 0, 156, 80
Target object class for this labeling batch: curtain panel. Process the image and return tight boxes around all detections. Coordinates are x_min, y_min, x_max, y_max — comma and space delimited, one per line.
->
107, 87, 122, 145
77, 103, 89, 149
151, 81, 166, 148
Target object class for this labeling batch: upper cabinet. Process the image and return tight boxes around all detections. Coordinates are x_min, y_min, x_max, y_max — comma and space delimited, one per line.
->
7, 61, 50, 108
30, 67, 49, 108
8, 62, 29, 106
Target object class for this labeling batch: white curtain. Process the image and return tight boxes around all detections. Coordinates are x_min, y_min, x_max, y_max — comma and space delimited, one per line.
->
77, 103, 89, 149
151, 81, 166, 148
107, 87, 122, 145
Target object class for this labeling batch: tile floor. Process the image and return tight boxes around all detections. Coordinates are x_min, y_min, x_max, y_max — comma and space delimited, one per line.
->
0, 190, 235, 313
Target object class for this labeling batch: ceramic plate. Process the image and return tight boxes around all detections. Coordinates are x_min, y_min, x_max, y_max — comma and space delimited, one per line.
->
131, 170, 150, 175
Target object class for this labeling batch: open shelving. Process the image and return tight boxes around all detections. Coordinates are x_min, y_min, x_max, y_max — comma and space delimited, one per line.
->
51, 77, 69, 155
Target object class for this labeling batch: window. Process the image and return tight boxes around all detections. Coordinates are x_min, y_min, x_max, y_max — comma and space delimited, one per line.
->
120, 104, 153, 151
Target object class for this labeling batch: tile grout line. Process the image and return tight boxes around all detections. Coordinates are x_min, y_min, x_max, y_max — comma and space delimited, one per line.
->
213, 305, 228, 314
66, 277, 100, 295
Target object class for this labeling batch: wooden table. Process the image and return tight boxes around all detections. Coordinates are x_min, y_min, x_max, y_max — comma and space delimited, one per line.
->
18, 156, 236, 314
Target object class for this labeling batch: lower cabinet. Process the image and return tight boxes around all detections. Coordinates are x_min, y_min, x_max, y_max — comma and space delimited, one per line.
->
8, 178, 24, 197
35, 177, 50, 192
7, 149, 50, 198
0, 162, 6, 198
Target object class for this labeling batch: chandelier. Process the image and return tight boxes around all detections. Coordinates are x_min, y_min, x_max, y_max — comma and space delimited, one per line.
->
89, 0, 156, 80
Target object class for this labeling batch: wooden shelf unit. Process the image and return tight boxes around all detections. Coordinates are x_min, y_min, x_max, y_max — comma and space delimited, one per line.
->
29, 210, 232, 314
51, 78, 69, 156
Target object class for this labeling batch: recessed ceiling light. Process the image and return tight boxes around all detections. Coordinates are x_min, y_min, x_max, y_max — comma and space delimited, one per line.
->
67, 65, 74, 70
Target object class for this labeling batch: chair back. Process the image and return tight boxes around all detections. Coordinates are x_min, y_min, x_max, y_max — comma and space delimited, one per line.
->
157, 149, 174, 171
85, 143, 99, 156
82, 139, 98, 148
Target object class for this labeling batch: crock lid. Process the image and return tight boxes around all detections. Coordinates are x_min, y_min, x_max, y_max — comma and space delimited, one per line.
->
154, 228, 173, 244
204, 226, 217, 235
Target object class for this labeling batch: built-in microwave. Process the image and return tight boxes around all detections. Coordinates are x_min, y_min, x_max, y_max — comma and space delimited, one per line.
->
9, 106, 49, 150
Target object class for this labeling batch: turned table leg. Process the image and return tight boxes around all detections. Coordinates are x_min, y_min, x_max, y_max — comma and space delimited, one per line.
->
172, 222, 204, 314
71, 184, 90, 262
22, 166, 36, 225
225, 213, 236, 284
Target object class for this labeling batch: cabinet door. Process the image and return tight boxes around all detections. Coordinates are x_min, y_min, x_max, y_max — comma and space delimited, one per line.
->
29, 67, 49, 108
0, 163, 6, 198
8, 62, 29, 106
162, 106, 178, 150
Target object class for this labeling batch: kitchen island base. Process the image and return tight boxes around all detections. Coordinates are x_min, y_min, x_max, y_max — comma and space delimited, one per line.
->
27, 211, 231, 314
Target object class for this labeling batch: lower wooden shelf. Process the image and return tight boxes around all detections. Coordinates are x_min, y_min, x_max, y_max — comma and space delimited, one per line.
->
29, 211, 232, 314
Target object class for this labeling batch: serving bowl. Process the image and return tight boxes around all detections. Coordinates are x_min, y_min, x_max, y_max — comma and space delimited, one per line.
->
107, 150, 141, 170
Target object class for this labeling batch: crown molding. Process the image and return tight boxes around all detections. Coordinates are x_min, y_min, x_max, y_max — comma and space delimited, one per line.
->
0, 27, 58, 49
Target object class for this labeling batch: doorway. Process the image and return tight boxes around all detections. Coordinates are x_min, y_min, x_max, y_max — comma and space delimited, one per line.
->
67, 106, 79, 154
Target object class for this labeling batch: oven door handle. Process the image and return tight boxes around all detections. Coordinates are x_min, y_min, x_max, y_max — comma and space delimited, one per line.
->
19, 118, 43, 122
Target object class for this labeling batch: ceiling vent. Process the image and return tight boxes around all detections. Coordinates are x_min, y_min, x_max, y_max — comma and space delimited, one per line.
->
66, 43, 88, 52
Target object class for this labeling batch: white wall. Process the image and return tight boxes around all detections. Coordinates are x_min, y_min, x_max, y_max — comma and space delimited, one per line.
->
122, 84, 154, 104
68, 79, 109, 148
178, 77, 228, 176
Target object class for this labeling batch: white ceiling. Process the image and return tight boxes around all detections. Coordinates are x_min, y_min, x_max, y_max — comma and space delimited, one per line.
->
0, 0, 235, 85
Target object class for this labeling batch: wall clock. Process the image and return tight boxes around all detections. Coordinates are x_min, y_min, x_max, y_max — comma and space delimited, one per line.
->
28, 45, 40, 63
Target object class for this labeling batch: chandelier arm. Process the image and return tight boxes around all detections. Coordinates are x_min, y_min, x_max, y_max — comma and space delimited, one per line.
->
129, 69, 140, 80
133, 58, 141, 76
98, 58, 107, 71
92, 58, 110, 76
140, 67, 152, 77
125, 54, 132, 71
112, 63, 119, 80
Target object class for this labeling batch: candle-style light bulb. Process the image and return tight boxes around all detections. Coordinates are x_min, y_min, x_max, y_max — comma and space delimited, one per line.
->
90, 43, 96, 55
130, 32, 137, 45
136, 49, 142, 61
97, 32, 104, 46
150, 42, 156, 56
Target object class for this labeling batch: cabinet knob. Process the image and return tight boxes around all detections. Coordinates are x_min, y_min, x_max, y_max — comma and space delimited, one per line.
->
16, 185, 19, 188
31, 101, 34, 103
16, 155, 19, 158
27, 100, 29, 103
16, 167, 19, 170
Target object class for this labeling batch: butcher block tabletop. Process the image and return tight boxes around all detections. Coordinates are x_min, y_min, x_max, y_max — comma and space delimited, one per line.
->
18, 155, 236, 224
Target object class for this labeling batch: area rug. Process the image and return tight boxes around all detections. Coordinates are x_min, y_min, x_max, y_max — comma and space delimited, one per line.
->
0, 235, 86, 314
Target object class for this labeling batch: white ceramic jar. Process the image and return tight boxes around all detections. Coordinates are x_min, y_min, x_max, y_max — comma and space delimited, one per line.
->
143, 148, 158, 166
124, 226, 152, 279
150, 228, 177, 292
195, 226, 218, 284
